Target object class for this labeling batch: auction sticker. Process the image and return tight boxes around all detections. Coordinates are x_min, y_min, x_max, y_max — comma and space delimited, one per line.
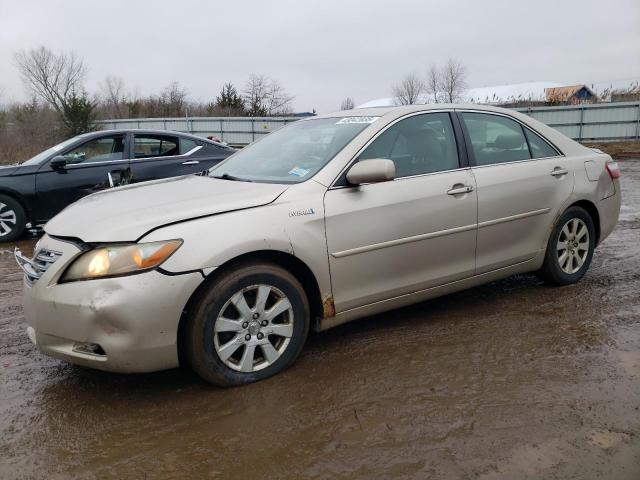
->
336, 116, 379, 124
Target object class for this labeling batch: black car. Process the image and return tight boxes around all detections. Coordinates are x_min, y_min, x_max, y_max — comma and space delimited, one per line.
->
0, 129, 234, 241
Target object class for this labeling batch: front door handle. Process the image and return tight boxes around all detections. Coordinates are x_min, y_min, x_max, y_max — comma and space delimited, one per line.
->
447, 184, 474, 196
551, 167, 568, 177
181, 160, 200, 165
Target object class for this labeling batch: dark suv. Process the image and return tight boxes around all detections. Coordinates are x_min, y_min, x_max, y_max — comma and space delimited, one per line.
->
0, 129, 234, 241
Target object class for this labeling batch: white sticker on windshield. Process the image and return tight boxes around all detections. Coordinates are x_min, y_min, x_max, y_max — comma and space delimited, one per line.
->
288, 166, 310, 177
336, 116, 379, 125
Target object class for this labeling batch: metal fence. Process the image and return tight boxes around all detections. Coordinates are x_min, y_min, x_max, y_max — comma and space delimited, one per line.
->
515, 101, 640, 142
96, 101, 640, 146
94, 117, 300, 146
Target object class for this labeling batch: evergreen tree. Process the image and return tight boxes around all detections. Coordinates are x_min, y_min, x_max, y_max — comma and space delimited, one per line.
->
61, 90, 97, 137
216, 83, 245, 115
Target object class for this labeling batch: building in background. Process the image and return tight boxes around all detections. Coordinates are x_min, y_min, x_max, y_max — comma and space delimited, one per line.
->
545, 85, 597, 105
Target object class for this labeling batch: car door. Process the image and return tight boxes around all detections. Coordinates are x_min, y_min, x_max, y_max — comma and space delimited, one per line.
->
457, 111, 574, 274
324, 112, 477, 313
35, 133, 130, 220
128, 133, 198, 182
180, 138, 232, 172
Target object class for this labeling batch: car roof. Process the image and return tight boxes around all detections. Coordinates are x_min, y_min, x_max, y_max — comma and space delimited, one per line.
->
311, 103, 527, 121
87, 129, 222, 145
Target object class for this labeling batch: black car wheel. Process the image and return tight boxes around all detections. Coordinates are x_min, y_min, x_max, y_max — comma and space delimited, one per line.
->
0, 194, 26, 243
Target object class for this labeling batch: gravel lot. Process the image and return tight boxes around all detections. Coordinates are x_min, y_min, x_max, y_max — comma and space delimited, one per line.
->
1, 161, 639, 479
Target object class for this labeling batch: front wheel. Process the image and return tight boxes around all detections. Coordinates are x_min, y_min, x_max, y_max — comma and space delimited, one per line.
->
185, 262, 310, 387
540, 206, 596, 285
0, 195, 27, 243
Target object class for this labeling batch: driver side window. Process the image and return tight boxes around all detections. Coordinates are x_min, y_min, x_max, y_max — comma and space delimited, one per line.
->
358, 113, 460, 178
63, 135, 125, 163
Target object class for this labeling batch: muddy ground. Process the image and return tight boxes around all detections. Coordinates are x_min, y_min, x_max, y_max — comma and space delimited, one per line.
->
583, 141, 640, 159
1, 162, 639, 480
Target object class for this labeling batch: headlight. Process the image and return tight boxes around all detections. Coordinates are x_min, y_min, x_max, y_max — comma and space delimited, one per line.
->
60, 240, 182, 282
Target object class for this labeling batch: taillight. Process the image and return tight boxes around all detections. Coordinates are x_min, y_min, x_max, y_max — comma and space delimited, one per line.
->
606, 161, 620, 179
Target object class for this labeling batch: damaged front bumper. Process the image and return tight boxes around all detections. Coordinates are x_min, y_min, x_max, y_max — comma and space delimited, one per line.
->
19, 234, 204, 373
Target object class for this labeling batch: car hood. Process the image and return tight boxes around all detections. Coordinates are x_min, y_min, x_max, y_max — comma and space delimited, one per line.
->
45, 175, 289, 242
0, 164, 19, 176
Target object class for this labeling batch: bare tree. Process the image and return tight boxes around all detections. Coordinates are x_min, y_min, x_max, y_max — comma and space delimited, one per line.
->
426, 64, 440, 103
99, 75, 127, 118
391, 73, 425, 105
0, 100, 62, 165
243, 74, 269, 116
264, 79, 294, 115
439, 58, 467, 103
243, 74, 294, 116
14, 46, 87, 115
340, 97, 355, 110
158, 82, 188, 117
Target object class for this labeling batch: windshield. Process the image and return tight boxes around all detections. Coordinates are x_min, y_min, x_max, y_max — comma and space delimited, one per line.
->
209, 117, 377, 183
21, 135, 86, 166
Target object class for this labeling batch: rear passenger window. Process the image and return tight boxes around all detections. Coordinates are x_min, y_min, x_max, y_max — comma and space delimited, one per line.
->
524, 128, 558, 158
180, 138, 200, 155
460, 113, 530, 166
134, 136, 179, 158
358, 112, 459, 178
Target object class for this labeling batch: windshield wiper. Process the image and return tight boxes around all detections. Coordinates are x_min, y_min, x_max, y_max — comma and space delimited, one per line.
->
212, 173, 252, 182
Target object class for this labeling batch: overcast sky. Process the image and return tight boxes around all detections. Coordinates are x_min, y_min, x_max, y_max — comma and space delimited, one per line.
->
1, 0, 639, 113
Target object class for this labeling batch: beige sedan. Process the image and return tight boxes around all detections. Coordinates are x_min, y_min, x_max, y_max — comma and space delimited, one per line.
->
16, 104, 621, 386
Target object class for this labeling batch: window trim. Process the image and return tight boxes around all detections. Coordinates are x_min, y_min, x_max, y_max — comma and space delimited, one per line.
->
179, 136, 206, 156
455, 110, 563, 169
330, 110, 467, 189
183, 145, 203, 156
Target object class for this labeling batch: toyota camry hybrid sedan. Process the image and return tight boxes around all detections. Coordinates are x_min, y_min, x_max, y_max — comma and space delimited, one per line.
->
16, 104, 621, 386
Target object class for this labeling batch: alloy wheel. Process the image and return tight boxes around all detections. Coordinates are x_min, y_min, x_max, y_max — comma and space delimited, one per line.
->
213, 284, 294, 372
0, 202, 17, 238
556, 218, 589, 274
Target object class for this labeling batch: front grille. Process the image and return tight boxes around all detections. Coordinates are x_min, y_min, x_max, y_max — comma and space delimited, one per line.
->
15, 248, 62, 285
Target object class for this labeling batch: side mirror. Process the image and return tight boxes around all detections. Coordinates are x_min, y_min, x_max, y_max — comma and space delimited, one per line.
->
50, 155, 68, 170
346, 159, 395, 185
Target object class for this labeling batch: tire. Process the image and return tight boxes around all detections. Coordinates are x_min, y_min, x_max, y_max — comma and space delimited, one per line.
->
540, 206, 596, 285
0, 194, 27, 243
185, 261, 310, 387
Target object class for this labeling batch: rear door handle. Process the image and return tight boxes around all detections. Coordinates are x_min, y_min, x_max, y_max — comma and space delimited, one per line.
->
447, 184, 474, 196
182, 160, 200, 165
551, 167, 568, 177
108, 168, 131, 188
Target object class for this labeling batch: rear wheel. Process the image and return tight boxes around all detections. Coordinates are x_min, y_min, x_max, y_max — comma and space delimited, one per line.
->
0, 195, 26, 243
185, 262, 310, 387
540, 206, 595, 285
